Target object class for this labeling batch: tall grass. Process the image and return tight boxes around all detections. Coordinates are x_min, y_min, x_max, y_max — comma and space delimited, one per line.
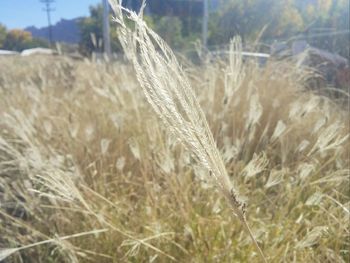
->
110, 1, 266, 260
0, 11, 349, 263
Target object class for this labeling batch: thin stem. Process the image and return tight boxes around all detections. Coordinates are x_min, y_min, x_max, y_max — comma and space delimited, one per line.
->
241, 215, 268, 263
17, 229, 108, 251
227, 190, 268, 262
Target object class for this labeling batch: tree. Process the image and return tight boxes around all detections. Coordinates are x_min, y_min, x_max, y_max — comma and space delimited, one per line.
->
78, 1, 348, 58
295, 0, 349, 59
3, 29, 33, 51
1, 28, 49, 51
0, 24, 6, 48
268, 1, 304, 38
79, 3, 191, 55
153, 16, 185, 49
79, 4, 104, 55
208, 0, 306, 46
79, 4, 122, 56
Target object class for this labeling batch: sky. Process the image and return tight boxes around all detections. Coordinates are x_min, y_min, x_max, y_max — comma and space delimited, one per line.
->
0, 0, 101, 29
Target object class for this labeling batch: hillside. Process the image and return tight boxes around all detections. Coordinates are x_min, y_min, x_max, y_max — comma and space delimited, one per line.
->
25, 17, 82, 44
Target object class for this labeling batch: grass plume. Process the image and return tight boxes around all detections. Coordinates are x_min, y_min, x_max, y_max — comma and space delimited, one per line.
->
109, 1, 267, 261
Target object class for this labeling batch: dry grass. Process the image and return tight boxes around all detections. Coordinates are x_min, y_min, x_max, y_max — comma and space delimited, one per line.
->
0, 25, 349, 263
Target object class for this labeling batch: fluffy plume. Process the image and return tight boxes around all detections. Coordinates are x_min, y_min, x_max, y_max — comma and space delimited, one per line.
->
109, 0, 244, 216
108, 1, 267, 261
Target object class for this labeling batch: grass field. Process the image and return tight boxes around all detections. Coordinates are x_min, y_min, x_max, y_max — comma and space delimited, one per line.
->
0, 46, 349, 263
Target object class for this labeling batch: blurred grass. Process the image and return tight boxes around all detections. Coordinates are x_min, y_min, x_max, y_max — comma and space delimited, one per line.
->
0, 55, 349, 262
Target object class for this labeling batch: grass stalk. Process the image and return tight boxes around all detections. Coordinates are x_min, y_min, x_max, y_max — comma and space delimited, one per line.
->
109, 1, 268, 261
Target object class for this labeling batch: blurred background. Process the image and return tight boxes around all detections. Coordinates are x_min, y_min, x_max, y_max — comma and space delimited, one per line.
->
1, 0, 348, 90
0, 0, 349, 58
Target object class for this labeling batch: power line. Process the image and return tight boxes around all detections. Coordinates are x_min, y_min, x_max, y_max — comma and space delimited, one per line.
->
40, 0, 55, 47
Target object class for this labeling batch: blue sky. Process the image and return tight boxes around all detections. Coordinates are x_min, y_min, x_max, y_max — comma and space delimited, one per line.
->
0, 0, 101, 29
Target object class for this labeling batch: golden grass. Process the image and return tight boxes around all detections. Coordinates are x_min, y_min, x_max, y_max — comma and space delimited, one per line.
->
0, 51, 349, 262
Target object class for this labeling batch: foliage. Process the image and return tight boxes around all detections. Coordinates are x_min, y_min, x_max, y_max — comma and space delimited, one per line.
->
79, 4, 104, 55
0, 28, 49, 51
0, 24, 6, 48
26, 37, 50, 50
79, 4, 197, 55
79, 4, 122, 56
2, 29, 33, 51
294, 0, 350, 58
78, 0, 349, 58
152, 16, 185, 49
210, 0, 349, 59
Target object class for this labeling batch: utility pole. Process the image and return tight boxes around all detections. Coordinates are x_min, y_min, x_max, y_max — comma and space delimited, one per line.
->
202, 0, 208, 50
102, 0, 112, 57
40, 0, 55, 47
